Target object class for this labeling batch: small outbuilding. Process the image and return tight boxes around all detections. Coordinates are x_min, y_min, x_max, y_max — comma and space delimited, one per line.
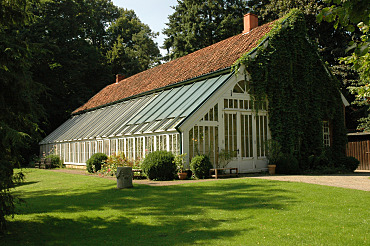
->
40, 10, 348, 172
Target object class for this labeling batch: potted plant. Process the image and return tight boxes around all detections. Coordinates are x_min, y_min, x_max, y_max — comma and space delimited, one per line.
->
266, 139, 282, 175
174, 153, 187, 180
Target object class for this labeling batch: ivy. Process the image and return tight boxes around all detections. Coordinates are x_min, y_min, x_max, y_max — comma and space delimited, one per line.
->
233, 9, 347, 168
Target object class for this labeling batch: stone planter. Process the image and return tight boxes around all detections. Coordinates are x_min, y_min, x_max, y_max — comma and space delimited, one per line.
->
178, 172, 187, 180
116, 167, 133, 189
268, 164, 276, 175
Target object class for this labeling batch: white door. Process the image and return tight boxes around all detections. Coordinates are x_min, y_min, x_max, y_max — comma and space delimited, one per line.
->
223, 111, 268, 173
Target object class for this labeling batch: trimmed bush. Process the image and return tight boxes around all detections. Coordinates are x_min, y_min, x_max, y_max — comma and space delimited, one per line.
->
338, 156, 360, 172
306, 148, 335, 171
275, 153, 300, 174
190, 155, 213, 179
45, 154, 63, 168
86, 153, 108, 173
141, 151, 176, 180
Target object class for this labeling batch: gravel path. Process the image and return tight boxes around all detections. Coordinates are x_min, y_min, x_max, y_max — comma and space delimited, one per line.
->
249, 172, 370, 191
48, 169, 370, 191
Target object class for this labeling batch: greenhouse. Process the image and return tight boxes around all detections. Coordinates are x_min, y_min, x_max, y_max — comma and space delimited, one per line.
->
39, 70, 269, 172
40, 12, 348, 173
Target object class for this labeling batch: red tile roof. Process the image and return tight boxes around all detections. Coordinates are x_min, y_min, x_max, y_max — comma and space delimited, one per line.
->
73, 20, 276, 114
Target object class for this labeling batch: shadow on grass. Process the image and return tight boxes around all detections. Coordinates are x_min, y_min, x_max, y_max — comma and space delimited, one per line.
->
3, 177, 298, 245
14, 181, 38, 187
3, 214, 250, 245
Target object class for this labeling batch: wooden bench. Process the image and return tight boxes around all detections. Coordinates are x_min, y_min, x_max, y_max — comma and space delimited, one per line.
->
209, 168, 238, 179
132, 169, 144, 179
37, 158, 52, 169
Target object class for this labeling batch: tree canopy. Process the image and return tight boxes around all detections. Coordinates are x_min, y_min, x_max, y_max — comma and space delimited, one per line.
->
106, 8, 161, 76
163, 0, 250, 60
0, 0, 43, 233
27, 0, 161, 134
318, 0, 370, 131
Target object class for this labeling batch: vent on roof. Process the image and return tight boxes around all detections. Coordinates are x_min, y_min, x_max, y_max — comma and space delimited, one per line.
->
243, 13, 258, 34
116, 74, 125, 83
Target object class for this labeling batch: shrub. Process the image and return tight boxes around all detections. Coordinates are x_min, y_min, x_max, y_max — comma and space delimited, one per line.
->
306, 148, 334, 171
45, 154, 63, 168
141, 151, 176, 180
275, 153, 300, 174
173, 153, 187, 173
266, 139, 282, 164
338, 156, 360, 172
190, 155, 213, 179
86, 153, 108, 173
98, 152, 133, 176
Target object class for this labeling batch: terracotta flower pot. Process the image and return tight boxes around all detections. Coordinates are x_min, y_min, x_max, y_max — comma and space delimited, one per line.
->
178, 172, 187, 180
268, 164, 276, 175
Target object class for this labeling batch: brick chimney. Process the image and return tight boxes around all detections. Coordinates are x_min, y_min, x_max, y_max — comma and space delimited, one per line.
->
116, 74, 125, 83
243, 13, 258, 34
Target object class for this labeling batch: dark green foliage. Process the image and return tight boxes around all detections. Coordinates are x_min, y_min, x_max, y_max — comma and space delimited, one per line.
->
251, 0, 358, 129
107, 8, 161, 76
338, 156, 360, 172
275, 153, 300, 175
190, 155, 213, 179
233, 10, 348, 172
266, 139, 282, 164
303, 148, 357, 173
86, 153, 108, 173
0, 0, 43, 233
45, 155, 63, 168
141, 151, 176, 181
27, 1, 161, 135
306, 148, 334, 171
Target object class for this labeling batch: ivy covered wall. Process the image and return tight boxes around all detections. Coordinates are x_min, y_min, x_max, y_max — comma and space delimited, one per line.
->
233, 10, 347, 168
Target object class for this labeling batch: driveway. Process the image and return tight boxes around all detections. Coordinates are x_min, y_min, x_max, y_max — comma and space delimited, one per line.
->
249, 172, 370, 191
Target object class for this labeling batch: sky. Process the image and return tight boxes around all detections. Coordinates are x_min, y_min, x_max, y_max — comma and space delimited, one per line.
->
111, 0, 178, 54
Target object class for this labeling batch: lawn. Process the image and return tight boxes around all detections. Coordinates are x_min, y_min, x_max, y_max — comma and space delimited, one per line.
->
1, 169, 369, 245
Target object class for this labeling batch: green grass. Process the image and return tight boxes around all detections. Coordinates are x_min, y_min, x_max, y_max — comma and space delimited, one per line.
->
1, 169, 369, 245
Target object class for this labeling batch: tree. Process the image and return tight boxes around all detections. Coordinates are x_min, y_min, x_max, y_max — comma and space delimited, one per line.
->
318, 0, 370, 130
163, 0, 250, 60
0, 0, 43, 232
27, 0, 120, 133
106, 8, 161, 76
27, 1, 161, 134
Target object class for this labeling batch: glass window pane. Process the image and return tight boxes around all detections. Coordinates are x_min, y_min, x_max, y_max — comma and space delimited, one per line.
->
233, 114, 237, 157
199, 126, 203, 153
215, 127, 219, 165
233, 82, 244, 93
224, 114, 228, 153
205, 126, 209, 155
214, 104, 218, 121
189, 129, 194, 160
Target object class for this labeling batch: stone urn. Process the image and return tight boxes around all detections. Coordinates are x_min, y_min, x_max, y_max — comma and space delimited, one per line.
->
116, 167, 133, 189
268, 164, 276, 175
178, 172, 187, 180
